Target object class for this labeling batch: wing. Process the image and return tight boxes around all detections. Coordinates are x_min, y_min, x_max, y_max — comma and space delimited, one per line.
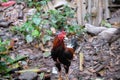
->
64, 48, 74, 60
51, 49, 58, 62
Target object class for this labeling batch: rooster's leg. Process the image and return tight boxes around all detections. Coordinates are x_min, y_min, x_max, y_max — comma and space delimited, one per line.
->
64, 64, 70, 80
65, 74, 69, 80
55, 63, 62, 80
58, 71, 62, 80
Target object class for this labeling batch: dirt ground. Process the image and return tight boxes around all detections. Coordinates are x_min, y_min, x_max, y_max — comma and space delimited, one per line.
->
0, 1, 120, 80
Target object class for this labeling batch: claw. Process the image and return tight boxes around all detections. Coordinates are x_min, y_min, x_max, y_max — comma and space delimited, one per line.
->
58, 77, 62, 80
66, 74, 69, 80
58, 72, 62, 80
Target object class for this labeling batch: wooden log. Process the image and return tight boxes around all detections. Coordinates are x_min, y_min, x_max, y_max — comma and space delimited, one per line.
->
104, 0, 110, 19
77, 0, 82, 25
92, 0, 98, 26
82, 0, 87, 24
88, 0, 92, 24
97, 0, 103, 25
109, 5, 120, 8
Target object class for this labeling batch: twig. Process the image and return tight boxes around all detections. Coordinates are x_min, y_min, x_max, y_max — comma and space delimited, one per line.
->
79, 52, 84, 71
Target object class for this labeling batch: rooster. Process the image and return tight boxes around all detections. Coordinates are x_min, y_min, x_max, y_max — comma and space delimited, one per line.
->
51, 31, 78, 80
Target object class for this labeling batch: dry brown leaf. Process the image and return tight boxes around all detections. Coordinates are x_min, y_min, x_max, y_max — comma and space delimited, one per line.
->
39, 43, 50, 52
34, 44, 39, 48
87, 68, 96, 73
8, 38, 18, 50
98, 69, 105, 76
88, 36, 97, 42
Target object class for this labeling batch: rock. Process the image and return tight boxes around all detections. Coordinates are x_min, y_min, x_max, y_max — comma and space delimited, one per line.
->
0, 21, 12, 28
27, 8, 37, 16
19, 71, 38, 80
85, 24, 107, 35
18, 48, 33, 57
0, 19, 7, 22
53, 0, 68, 9
52, 67, 58, 74
14, 2, 25, 10
107, 17, 120, 27
18, 10, 24, 19
29, 53, 42, 60
98, 28, 120, 44
72, 78, 78, 80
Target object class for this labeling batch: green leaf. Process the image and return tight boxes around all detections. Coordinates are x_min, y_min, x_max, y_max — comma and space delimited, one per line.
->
84, 13, 91, 21
26, 35, 33, 43
0, 46, 7, 52
0, 61, 7, 73
32, 30, 40, 37
46, 30, 52, 35
2, 0, 8, 2
25, 25, 34, 32
43, 51, 51, 57
101, 20, 111, 28
42, 35, 51, 44
104, 23, 112, 28
8, 55, 27, 65
0, 39, 2, 44
33, 17, 41, 26
3, 55, 14, 63
39, 72, 45, 80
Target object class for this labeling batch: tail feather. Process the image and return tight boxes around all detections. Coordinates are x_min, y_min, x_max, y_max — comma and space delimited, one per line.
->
71, 38, 79, 51
65, 36, 79, 51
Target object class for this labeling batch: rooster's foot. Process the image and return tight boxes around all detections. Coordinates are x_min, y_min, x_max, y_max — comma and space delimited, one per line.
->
58, 77, 62, 80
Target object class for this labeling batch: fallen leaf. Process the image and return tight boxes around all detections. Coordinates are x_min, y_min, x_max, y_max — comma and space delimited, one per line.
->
98, 69, 105, 76
39, 43, 50, 52
87, 67, 96, 73
26, 35, 33, 43
8, 38, 18, 50
39, 72, 45, 80
43, 51, 51, 57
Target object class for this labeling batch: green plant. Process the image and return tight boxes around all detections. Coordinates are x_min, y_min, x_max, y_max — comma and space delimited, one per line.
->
84, 13, 91, 22
101, 20, 112, 28
65, 24, 85, 35
25, 0, 50, 8
48, 5, 76, 30
0, 39, 27, 74
48, 9, 66, 29
47, 5, 84, 34
0, 39, 11, 73
12, 5, 84, 44
0, 39, 9, 53
2, 0, 8, 2
12, 13, 42, 43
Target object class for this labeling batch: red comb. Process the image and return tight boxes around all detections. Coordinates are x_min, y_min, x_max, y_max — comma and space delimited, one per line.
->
58, 31, 66, 40
61, 30, 66, 35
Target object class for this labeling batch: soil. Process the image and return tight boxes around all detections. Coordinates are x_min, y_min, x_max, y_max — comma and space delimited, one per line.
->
0, 2, 120, 80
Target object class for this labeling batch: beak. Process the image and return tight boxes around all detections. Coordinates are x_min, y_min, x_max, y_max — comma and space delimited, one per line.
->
64, 35, 68, 40
64, 35, 68, 43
